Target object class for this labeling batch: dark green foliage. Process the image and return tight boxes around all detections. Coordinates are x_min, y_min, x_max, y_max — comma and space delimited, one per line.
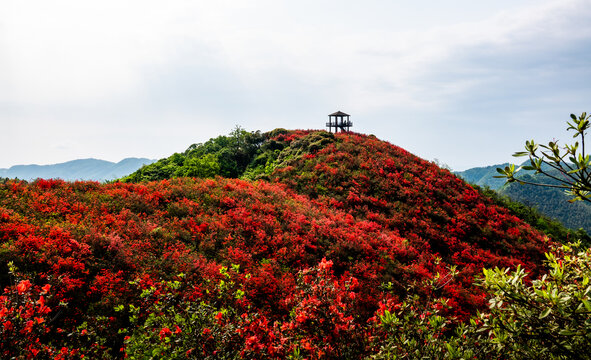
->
120, 127, 265, 182
244, 131, 336, 182
240, 129, 294, 180
120, 128, 326, 183
500, 173, 591, 235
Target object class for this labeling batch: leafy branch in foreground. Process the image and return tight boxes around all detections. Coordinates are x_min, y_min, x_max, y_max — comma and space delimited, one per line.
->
496, 112, 591, 203
476, 242, 591, 360
372, 243, 591, 359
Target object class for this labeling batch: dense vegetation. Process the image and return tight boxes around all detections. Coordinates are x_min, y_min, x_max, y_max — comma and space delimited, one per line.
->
0, 129, 587, 358
475, 185, 590, 246
120, 127, 266, 182
128, 128, 583, 242
501, 174, 591, 233
456, 165, 591, 233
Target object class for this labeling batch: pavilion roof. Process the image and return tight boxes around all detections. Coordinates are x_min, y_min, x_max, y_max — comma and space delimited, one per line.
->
329, 111, 350, 116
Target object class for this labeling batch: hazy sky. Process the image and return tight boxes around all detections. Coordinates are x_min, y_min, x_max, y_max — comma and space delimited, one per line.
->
2, 0, 591, 170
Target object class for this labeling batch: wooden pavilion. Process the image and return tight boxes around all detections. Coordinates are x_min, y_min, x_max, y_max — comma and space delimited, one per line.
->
326, 111, 352, 133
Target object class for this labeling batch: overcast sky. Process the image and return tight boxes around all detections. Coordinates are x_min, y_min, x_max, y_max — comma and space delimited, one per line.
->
2, 0, 591, 170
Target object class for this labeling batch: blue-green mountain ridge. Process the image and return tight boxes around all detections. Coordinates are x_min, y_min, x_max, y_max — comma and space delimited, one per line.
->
0, 158, 155, 182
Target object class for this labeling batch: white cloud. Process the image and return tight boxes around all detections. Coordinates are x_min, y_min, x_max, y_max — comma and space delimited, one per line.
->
2, 0, 581, 106
1, 0, 591, 168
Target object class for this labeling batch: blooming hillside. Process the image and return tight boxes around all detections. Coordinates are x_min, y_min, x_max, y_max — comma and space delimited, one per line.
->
0, 130, 550, 358
266, 131, 549, 311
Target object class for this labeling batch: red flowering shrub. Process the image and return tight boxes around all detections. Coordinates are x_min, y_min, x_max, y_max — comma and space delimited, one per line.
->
0, 130, 554, 356
0, 262, 70, 359
278, 258, 366, 359
121, 269, 248, 359
266, 131, 550, 316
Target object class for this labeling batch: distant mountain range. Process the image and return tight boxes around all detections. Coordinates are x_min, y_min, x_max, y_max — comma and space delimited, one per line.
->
456, 163, 591, 233
0, 158, 156, 182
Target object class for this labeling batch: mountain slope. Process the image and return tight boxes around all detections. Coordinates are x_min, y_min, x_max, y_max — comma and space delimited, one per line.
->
0, 158, 155, 182
454, 163, 511, 189
500, 173, 591, 232
457, 162, 591, 233
0, 129, 552, 358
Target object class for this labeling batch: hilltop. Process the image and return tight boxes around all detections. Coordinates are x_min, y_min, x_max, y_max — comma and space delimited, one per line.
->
0, 129, 556, 358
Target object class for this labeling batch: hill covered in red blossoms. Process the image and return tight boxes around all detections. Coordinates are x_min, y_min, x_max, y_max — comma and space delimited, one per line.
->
0, 130, 553, 358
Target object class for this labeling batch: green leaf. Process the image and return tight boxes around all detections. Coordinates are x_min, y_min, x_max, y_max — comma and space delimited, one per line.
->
445, 343, 456, 356
558, 329, 577, 336
539, 308, 552, 319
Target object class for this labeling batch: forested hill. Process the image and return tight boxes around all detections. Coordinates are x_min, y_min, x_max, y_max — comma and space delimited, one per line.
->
456, 163, 591, 233
500, 173, 591, 233
0, 128, 570, 358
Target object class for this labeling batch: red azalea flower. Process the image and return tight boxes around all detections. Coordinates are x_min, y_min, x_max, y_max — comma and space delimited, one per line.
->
16, 280, 32, 295
159, 327, 172, 340
40, 284, 51, 295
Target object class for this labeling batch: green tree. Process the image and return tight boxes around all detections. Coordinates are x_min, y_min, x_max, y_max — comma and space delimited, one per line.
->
120, 126, 265, 182
496, 112, 591, 202
180, 154, 220, 178
475, 243, 591, 359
